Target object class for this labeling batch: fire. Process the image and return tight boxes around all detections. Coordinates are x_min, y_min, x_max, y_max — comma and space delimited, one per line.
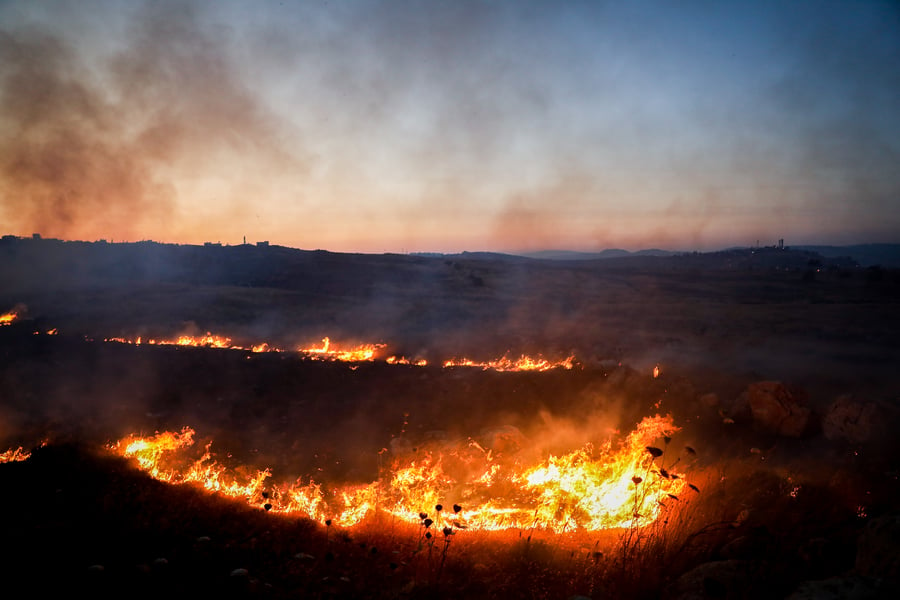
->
108, 414, 688, 533
386, 356, 428, 366
443, 354, 576, 372
0, 446, 30, 463
0, 310, 19, 326
104, 333, 233, 349
99, 330, 583, 372
103, 333, 386, 363
298, 337, 385, 362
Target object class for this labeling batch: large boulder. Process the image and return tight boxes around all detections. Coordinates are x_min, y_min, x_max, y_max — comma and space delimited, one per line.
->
822, 395, 894, 445
746, 381, 811, 437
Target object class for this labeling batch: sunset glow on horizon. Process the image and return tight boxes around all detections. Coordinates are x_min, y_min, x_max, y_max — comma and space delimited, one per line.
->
1, 1, 898, 254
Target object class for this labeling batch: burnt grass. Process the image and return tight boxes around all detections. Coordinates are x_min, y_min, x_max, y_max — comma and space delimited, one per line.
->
2, 240, 900, 598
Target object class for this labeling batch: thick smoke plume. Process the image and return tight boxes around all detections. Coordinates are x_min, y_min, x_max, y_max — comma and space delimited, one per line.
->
0, 2, 301, 241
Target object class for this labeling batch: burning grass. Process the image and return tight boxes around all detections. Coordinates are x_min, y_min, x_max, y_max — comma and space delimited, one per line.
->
6, 434, 880, 600
1, 307, 21, 326
1, 324, 899, 598
109, 414, 691, 533
102, 330, 577, 371
0, 436, 706, 599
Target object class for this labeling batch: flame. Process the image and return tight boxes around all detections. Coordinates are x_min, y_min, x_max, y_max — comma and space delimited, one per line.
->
0, 310, 19, 326
99, 331, 584, 372
298, 337, 386, 362
105, 333, 233, 349
443, 354, 576, 372
386, 356, 428, 366
0, 446, 31, 463
103, 333, 386, 363
108, 415, 688, 532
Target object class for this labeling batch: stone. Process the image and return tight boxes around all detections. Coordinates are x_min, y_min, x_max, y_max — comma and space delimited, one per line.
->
746, 381, 811, 437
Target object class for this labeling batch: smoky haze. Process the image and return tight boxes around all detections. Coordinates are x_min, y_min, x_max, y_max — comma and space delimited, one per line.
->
0, 1, 304, 242
1, 1, 898, 251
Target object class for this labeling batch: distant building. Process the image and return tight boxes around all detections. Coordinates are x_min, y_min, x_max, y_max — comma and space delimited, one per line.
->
257, 241, 269, 247
32, 233, 41, 240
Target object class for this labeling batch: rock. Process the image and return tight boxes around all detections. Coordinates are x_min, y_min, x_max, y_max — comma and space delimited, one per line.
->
746, 381, 811, 437
786, 575, 898, 599
663, 559, 765, 600
856, 514, 900, 580
822, 395, 893, 445
722, 390, 752, 422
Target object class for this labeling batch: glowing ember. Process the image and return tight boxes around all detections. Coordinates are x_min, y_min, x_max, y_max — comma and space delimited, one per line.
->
108, 415, 688, 532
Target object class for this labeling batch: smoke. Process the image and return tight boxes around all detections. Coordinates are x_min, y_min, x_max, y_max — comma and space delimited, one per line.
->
0, 1, 304, 241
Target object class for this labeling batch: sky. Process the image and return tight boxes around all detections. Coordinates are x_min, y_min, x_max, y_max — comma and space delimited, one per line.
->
0, 0, 898, 254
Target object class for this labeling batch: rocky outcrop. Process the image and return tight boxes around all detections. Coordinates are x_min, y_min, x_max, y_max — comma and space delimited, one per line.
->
746, 381, 811, 437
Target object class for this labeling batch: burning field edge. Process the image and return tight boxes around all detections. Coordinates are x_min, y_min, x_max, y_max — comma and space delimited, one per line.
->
2, 333, 900, 599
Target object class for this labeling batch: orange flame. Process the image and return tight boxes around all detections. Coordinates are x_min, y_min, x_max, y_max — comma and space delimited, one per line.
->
0, 310, 19, 326
109, 415, 688, 532
443, 354, 576, 372
0, 446, 31, 463
105, 333, 233, 349
386, 356, 428, 366
100, 331, 584, 372
298, 337, 386, 362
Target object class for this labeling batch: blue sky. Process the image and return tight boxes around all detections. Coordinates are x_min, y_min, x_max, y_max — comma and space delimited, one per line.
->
1, 0, 898, 252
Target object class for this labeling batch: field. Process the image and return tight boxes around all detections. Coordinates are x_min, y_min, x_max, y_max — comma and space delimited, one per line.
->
1, 237, 899, 599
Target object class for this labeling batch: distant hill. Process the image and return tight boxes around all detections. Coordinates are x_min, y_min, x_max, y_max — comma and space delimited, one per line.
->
795, 244, 900, 268
520, 249, 675, 261
523, 244, 900, 268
